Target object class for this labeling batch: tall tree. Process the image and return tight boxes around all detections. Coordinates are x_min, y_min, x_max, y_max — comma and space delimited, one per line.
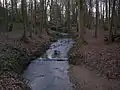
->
34, 0, 37, 34
77, 0, 84, 40
95, 0, 98, 38
10, 0, 14, 32
118, 0, 120, 28
39, 0, 44, 34
5, 0, 8, 31
105, 0, 108, 22
109, 0, 116, 42
66, 0, 70, 30
21, 0, 27, 38
89, 0, 93, 28
71, 0, 76, 24
28, 0, 33, 38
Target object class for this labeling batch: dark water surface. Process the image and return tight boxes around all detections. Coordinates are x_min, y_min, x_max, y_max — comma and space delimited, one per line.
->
23, 39, 74, 90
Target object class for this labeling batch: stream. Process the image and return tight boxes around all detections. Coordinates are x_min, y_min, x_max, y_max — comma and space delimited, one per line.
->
23, 38, 74, 90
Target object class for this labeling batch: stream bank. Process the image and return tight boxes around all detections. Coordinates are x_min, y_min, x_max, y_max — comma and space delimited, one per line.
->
0, 34, 52, 89
68, 30, 120, 90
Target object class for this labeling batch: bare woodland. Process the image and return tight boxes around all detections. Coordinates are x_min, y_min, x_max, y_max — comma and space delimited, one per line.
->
0, 0, 120, 90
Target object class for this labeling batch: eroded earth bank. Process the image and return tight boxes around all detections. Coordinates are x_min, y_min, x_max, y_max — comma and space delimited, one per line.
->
68, 30, 120, 90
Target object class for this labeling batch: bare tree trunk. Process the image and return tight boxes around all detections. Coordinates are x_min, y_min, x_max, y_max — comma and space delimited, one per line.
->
39, 0, 44, 35
29, 0, 33, 38
95, 0, 98, 38
34, 0, 37, 34
118, 0, 120, 28
84, 2, 88, 28
105, 0, 108, 22
15, 0, 18, 22
55, 0, 58, 30
21, 0, 27, 38
102, 3, 105, 24
66, 0, 70, 30
59, 2, 62, 25
109, 0, 116, 42
89, 0, 92, 29
3, 0, 4, 8
44, 0, 50, 34
77, 0, 84, 40
5, 0, 8, 31
109, 0, 111, 22
10, 0, 14, 32
71, 0, 76, 24
50, 0, 53, 21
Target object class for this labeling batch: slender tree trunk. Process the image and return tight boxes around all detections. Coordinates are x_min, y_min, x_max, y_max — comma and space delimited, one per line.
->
15, 0, 18, 22
84, 2, 88, 28
89, 0, 92, 29
105, 0, 108, 22
59, 2, 62, 25
29, 0, 33, 38
118, 0, 120, 28
44, 0, 50, 34
71, 0, 76, 24
109, 0, 116, 42
50, 0, 53, 21
5, 0, 8, 31
10, 0, 14, 32
34, 0, 37, 34
66, 0, 70, 30
39, 0, 44, 35
3, 0, 4, 8
95, 0, 98, 38
102, 3, 105, 24
21, 0, 27, 38
108, 0, 111, 31
77, 0, 84, 40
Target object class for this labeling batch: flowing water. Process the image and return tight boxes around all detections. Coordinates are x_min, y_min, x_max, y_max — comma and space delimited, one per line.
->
23, 38, 74, 90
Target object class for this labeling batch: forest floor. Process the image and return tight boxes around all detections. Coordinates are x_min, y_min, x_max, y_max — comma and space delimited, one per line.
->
69, 28, 120, 90
0, 29, 52, 89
